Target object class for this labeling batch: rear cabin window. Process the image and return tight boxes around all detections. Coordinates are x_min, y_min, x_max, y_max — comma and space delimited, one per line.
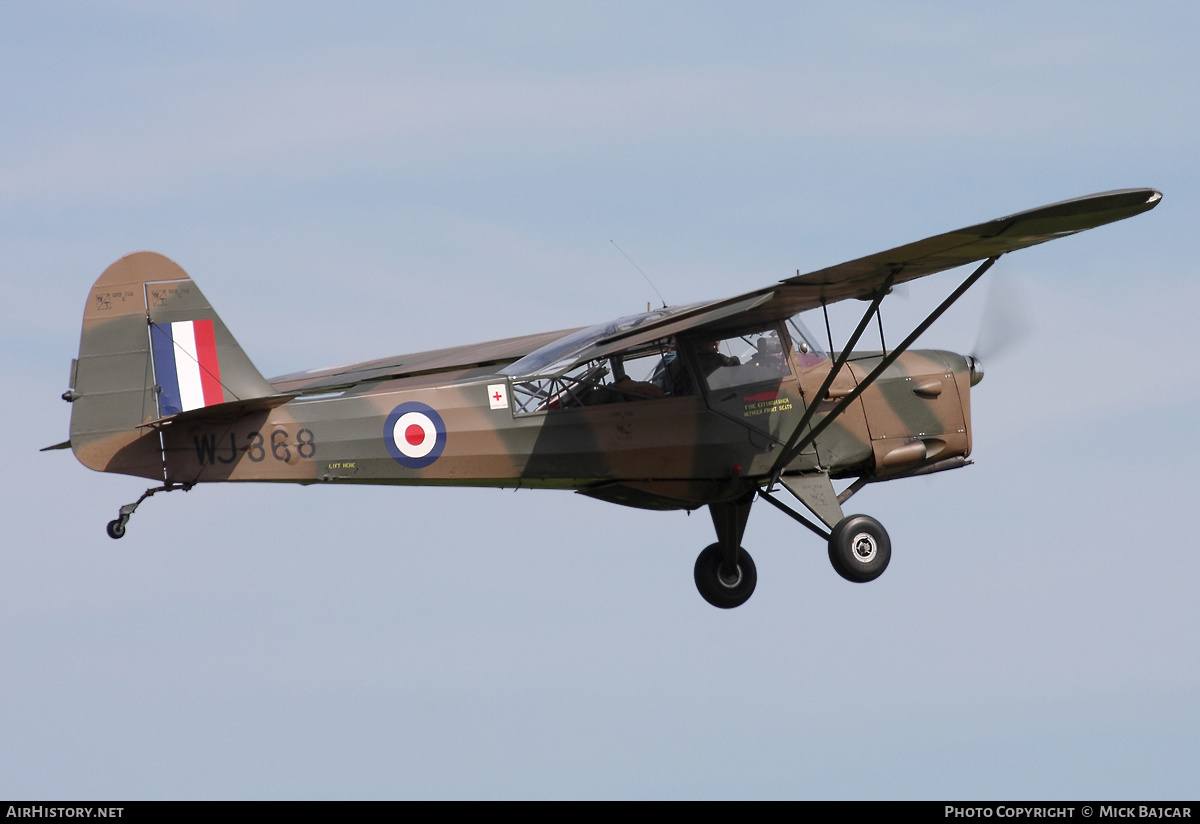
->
509, 340, 691, 415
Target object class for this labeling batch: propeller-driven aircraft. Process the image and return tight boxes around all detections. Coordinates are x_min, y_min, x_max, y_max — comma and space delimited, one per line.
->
50, 189, 1161, 607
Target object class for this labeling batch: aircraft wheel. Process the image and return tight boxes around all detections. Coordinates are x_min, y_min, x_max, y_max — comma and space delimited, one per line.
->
828, 514, 890, 582
106, 518, 126, 540
694, 543, 756, 609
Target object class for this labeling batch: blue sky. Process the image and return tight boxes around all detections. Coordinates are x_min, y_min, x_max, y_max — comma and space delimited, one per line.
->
3, 2, 1198, 799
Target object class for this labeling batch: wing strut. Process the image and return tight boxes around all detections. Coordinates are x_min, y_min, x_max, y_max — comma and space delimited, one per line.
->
770, 255, 1000, 482
767, 273, 896, 482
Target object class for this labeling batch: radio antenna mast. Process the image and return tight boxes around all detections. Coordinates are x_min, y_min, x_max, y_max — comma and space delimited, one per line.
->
610, 240, 668, 308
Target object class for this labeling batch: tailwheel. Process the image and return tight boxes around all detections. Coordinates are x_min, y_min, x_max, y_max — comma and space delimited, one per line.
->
101, 483, 191, 540
828, 514, 890, 583
694, 543, 757, 609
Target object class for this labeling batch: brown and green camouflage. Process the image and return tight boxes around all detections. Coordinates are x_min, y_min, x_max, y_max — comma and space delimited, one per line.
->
57, 188, 1162, 606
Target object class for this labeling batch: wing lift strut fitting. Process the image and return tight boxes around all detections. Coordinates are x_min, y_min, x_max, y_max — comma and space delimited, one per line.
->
105, 482, 193, 539
758, 256, 999, 533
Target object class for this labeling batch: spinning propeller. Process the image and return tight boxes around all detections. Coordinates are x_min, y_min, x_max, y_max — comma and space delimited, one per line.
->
967, 273, 1032, 386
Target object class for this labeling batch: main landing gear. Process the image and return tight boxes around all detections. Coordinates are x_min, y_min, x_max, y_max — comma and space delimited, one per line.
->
694, 493, 757, 609
827, 514, 890, 583
694, 543, 757, 609
104, 483, 191, 539
694, 487, 891, 608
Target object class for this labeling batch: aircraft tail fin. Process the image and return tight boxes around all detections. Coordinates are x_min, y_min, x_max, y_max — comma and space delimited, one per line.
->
66, 252, 277, 479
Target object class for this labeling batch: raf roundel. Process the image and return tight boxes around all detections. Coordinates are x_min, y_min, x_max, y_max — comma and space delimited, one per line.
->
384, 402, 447, 468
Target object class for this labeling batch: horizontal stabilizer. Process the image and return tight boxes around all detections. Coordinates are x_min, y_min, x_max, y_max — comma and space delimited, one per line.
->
137, 393, 296, 429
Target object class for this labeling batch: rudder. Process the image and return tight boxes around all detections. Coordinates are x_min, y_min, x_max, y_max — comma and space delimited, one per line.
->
67, 252, 275, 479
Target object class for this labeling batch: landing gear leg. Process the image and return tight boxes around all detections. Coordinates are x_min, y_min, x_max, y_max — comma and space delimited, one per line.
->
105, 483, 191, 540
828, 514, 891, 582
694, 492, 757, 608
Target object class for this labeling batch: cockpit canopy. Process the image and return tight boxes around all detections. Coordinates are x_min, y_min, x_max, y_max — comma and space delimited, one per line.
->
502, 308, 828, 415
503, 306, 825, 380
501, 307, 687, 379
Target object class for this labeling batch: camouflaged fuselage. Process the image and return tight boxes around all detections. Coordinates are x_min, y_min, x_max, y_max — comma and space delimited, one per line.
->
67, 250, 976, 511
149, 345, 972, 510
61, 189, 1162, 607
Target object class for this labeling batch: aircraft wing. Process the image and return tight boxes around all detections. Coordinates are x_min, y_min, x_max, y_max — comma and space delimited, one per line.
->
274, 189, 1161, 387
775, 187, 1161, 303
270, 327, 581, 393
705, 187, 1162, 332
503, 189, 1161, 376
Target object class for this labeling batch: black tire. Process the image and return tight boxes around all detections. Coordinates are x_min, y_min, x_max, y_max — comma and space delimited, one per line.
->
694, 543, 757, 609
106, 519, 126, 540
828, 514, 890, 583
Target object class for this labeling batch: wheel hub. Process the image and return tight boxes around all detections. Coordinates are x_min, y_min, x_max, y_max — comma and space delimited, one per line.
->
851, 533, 877, 564
716, 563, 743, 589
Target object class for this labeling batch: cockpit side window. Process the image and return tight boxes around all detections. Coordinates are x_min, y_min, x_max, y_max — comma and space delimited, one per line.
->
509, 339, 691, 414
691, 326, 791, 391
596, 340, 696, 403
787, 314, 829, 370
